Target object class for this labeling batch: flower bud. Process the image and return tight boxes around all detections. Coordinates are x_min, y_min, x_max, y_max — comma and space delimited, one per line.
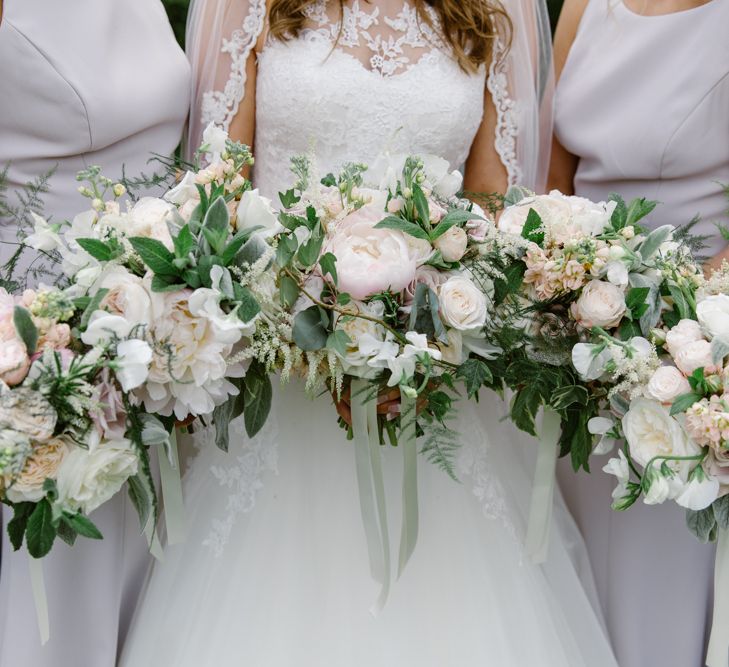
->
113, 184, 126, 197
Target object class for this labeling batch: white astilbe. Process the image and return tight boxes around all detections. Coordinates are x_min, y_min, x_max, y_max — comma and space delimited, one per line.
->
608, 341, 661, 399
698, 261, 729, 299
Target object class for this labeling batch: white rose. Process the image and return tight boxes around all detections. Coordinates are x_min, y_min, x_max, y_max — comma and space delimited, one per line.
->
164, 171, 198, 206
571, 281, 626, 329
202, 123, 228, 156
438, 275, 489, 331
126, 198, 175, 250
697, 294, 729, 340
622, 398, 701, 479
56, 438, 139, 514
326, 205, 417, 300
433, 226, 468, 262
665, 319, 704, 357
646, 366, 691, 403
673, 339, 716, 376
236, 189, 282, 238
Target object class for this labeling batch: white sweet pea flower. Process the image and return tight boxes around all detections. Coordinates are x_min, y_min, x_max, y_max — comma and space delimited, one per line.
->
402, 332, 443, 362
643, 470, 672, 505
165, 171, 198, 205
433, 169, 463, 200
572, 343, 611, 381
202, 123, 228, 157
81, 312, 133, 345
675, 475, 720, 511
236, 189, 282, 238
603, 450, 630, 501
115, 339, 152, 391
606, 261, 629, 287
588, 416, 616, 455
188, 282, 252, 341
26, 212, 63, 252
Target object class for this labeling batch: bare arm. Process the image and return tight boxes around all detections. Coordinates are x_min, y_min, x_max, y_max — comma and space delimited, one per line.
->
546, 0, 589, 194
227, 48, 258, 154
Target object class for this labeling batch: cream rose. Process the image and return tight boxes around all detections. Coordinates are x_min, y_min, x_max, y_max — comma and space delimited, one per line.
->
646, 366, 691, 403
438, 275, 489, 331
434, 226, 468, 262
571, 281, 626, 329
126, 198, 175, 250
697, 294, 729, 340
665, 319, 704, 357
6, 437, 69, 503
56, 438, 139, 514
326, 206, 417, 300
622, 398, 701, 478
0, 386, 57, 442
673, 339, 717, 376
97, 267, 155, 328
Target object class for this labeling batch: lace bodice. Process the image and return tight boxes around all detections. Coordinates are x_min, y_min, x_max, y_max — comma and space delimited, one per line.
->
252, 0, 486, 199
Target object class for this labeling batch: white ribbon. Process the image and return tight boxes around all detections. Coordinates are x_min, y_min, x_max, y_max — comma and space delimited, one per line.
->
525, 407, 561, 563
707, 528, 729, 667
28, 556, 49, 645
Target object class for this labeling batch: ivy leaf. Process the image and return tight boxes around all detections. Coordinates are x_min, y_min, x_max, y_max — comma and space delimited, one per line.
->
279, 189, 301, 209
279, 274, 301, 309
129, 237, 180, 276
297, 227, 324, 268
521, 209, 545, 246
13, 306, 38, 354
76, 237, 113, 262
6, 502, 35, 551
456, 359, 493, 399
243, 363, 273, 438
670, 391, 703, 416
276, 234, 298, 267
292, 306, 329, 351
374, 216, 430, 241
550, 385, 589, 411
26, 499, 57, 558
62, 513, 103, 540
319, 252, 338, 284
326, 329, 351, 357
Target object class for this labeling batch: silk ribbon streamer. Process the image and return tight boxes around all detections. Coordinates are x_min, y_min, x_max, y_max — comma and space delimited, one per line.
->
707, 528, 729, 667
143, 515, 165, 562
28, 556, 49, 644
525, 407, 561, 563
398, 394, 419, 578
158, 428, 187, 546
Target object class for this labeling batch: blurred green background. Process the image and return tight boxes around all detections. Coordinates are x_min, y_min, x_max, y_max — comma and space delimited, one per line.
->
162, 0, 565, 48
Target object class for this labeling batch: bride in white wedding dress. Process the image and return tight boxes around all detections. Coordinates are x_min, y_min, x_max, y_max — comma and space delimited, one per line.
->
120, 1, 619, 664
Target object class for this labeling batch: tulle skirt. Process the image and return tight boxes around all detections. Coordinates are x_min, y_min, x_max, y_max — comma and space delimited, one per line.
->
120, 382, 617, 666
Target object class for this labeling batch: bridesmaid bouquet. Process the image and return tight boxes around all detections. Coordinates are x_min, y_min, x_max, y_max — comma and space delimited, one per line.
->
269, 153, 502, 466
597, 266, 729, 541
0, 285, 157, 558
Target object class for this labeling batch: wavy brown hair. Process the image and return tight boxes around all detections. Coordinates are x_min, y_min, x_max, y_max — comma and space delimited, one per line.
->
268, 0, 511, 73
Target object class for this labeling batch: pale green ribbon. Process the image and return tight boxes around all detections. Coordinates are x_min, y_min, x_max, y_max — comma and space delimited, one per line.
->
158, 428, 187, 546
351, 380, 420, 613
707, 528, 729, 667
143, 514, 165, 562
525, 408, 561, 564
28, 556, 49, 644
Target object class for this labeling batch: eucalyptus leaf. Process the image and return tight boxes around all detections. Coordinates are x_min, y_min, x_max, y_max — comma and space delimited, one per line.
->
279, 274, 301, 309
293, 306, 329, 351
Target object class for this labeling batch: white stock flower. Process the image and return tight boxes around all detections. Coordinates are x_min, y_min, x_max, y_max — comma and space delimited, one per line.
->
26, 213, 62, 252
433, 226, 468, 262
438, 275, 489, 331
115, 339, 152, 391
646, 366, 691, 403
202, 123, 228, 156
697, 294, 729, 340
665, 319, 704, 357
571, 281, 626, 329
56, 438, 138, 514
236, 189, 282, 238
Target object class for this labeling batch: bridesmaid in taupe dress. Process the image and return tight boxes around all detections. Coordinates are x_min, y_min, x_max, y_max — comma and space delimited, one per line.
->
550, 1, 729, 666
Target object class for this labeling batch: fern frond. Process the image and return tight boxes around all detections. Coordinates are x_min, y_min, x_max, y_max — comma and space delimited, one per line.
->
420, 419, 461, 482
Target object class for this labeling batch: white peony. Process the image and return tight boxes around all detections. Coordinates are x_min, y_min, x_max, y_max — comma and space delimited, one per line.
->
438, 275, 489, 331
236, 189, 282, 238
126, 198, 176, 250
571, 280, 626, 329
559, 192, 616, 238
622, 398, 701, 479
665, 319, 704, 357
202, 123, 228, 156
697, 294, 729, 340
646, 365, 691, 403
433, 226, 468, 262
56, 438, 138, 514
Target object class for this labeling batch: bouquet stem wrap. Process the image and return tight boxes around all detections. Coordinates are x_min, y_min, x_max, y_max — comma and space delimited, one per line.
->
525, 408, 561, 563
707, 528, 729, 667
351, 380, 419, 613
29, 557, 49, 644
159, 428, 187, 546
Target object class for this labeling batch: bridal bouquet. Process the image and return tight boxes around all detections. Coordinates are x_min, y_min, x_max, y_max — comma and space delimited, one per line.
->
267, 153, 501, 464
0, 285, 158, 558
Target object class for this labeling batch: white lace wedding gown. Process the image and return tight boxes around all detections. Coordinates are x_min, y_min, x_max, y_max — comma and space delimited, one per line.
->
120, 2, 618, 665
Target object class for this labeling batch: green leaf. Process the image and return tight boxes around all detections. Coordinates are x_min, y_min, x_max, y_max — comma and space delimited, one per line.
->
202, 227, 228, 255
197, 255, 224, 287
232, 235, 270, 271
336, 292, 352, 307
619, 318, 642, 340
626, 286, 650, 312
182, 269, 202, 289
76, 237, 113, 262
409, 284, 446, 342
243, 364, 273, 438
521, 208, 545, 246
127, 473, 153, 533
456, 359, 493, 399
26, 499, 57, 558
626, 197, 658, 227
608, 194, 628, 230
6, 502, 35, 551
494, 261, 527, 305
62, 513, 103, 540
296, 227, 324, 268
327, 329, 352, 357
429, 210, 479, 240
279, 189, 301, 209
13, 306, 38, 354
202, 195, 230, 234
221, 230, 256, 266
686, 506, 718, 544
292, 306, 329, 351
374, 216, 430, 241
232, 284, 261, 323
57, 520, 78, 547
129, 237, 179, 276
320, 174, 337, 188
670, 392, 703, 416
638, 224, 673, 261
212, 396, 236, 452
711, 336, 729, 366
150, 274, 186, 293
279, 274, 301, 309
569, 410, 593, 472
713, 495, 729, 530
412, 184, 430, 225
550, 385, 589, 411
511, 385, 542, 436
319, 252, 338, 284
668, 284, 691, 320
276, 234, 298, 267
173, 224, 195, 259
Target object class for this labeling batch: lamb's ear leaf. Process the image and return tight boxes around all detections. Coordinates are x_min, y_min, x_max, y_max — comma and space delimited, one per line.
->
13, 306, 38, 354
